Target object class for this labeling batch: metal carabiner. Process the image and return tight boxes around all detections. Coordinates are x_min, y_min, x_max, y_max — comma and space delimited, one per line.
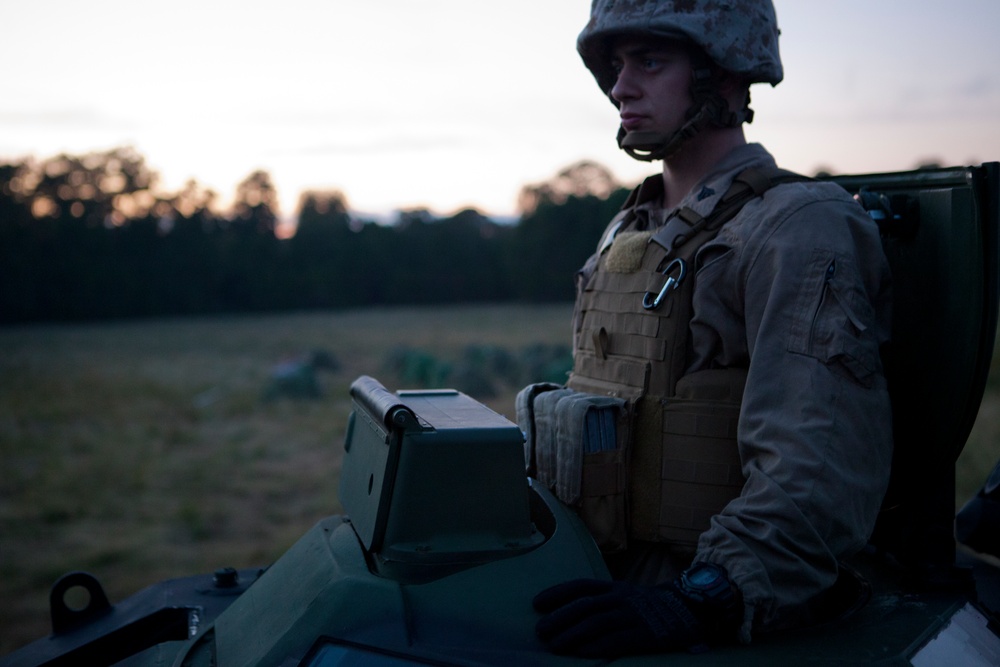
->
642, 258, 687, 310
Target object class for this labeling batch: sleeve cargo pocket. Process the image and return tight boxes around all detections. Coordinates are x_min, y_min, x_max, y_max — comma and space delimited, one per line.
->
787, 250, 880, 387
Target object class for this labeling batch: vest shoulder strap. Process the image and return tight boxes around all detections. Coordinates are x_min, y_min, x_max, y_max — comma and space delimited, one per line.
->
650, 166, 811, 257
707, 166, 810, 229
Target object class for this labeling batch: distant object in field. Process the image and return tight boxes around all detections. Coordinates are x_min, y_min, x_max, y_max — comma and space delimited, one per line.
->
262, 349, 341, 401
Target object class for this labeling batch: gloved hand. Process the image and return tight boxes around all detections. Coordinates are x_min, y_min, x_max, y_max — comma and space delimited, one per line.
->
533, 564, 739, 658
533, 578, 704, 657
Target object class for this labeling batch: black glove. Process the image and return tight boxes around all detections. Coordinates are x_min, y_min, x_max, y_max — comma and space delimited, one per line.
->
533, 564, 739, 658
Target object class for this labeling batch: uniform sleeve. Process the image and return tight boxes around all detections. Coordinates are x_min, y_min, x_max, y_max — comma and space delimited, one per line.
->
691, 189, 893, 641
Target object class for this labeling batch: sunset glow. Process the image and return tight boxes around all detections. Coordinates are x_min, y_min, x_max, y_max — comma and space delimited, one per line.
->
2, 0, 999, 219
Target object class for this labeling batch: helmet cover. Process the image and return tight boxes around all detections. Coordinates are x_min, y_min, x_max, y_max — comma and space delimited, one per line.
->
578, 0, 783, 97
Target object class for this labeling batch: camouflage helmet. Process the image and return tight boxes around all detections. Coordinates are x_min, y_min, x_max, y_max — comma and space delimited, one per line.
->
578, 0, 783, 97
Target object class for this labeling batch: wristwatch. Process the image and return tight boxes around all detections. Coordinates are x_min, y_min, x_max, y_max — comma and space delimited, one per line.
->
677, 562, 738, 610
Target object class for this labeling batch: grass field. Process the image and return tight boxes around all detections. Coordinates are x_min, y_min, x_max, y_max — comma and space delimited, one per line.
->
2, 304, 998, 654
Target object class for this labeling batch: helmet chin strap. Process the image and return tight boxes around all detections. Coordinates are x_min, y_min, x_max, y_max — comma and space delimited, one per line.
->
617, 66, 754, 163
617, 103, 716, 162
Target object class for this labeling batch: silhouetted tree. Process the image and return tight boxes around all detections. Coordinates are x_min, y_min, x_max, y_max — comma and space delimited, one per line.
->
286, 190, 356, 307
508, 161, 630, 301
0, 147, 632, 323
386, 207, 507, 303
517, 160, 620, 215
232, 169, 279, 236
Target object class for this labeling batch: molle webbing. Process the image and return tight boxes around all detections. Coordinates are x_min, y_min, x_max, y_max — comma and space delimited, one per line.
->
569, 166, 808, 548
571, 166, 806, 400
573, 238, 695, 397
630, 369, 748, 545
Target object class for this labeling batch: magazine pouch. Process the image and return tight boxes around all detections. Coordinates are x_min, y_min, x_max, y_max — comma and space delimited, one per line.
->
517, 382, 629, 553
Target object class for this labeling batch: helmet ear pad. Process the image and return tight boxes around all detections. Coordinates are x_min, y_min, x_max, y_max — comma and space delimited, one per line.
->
712, 70, 754, 126
686, 51, 755, 129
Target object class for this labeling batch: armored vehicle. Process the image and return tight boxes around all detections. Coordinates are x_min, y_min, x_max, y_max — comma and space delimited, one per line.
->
3, 163, 1000, 666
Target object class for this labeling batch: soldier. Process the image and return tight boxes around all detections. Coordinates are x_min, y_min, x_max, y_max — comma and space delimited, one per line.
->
524, 0, 894, 657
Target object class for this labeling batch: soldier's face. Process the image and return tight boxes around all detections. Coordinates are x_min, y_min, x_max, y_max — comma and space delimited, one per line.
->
609, 36, 693, 140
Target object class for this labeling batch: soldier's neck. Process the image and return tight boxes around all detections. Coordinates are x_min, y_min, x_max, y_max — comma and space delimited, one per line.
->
660, 127, 747, 210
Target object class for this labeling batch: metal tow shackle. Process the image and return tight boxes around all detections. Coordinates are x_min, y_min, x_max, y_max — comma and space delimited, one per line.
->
642, 258, 687, 310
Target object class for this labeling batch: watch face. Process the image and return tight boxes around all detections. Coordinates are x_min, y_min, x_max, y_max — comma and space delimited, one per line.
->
688, 563, 724, 588
681, 563, 736, 611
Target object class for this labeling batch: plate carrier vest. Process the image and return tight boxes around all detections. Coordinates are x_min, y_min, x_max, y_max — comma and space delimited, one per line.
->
567, 166, 808, 552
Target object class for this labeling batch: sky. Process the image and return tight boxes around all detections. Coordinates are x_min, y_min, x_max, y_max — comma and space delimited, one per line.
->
2, 0, 1000, 220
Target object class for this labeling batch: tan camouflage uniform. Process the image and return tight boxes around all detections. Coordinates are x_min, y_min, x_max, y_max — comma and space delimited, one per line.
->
573, 0, 894, 641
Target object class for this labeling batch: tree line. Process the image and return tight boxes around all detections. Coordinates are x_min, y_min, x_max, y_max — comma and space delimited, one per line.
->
0, 148, 630, 324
